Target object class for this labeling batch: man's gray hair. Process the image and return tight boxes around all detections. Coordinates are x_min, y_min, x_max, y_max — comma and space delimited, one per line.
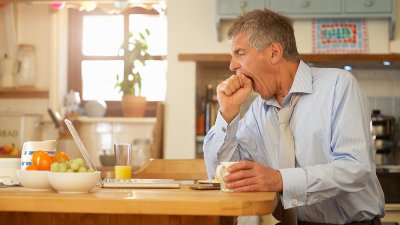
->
228, 9, 300, 62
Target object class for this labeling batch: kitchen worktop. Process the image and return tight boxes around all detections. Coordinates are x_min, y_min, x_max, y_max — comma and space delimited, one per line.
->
0, 185, 277, 225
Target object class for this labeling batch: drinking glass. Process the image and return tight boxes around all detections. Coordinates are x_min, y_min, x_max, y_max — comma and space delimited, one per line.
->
114, 143, 132, 179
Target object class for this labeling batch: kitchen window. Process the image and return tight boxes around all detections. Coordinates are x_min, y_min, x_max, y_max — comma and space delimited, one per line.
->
68, 7, 167, 116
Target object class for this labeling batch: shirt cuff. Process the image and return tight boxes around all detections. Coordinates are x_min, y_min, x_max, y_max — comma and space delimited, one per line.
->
214, 111, 240, 136
214, 111, 241, 160
279, 167, 308, 209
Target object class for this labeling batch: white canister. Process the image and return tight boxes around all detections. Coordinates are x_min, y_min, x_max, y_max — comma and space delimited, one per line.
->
0, 158, 21, 185
0, 114, 42, 150
20, 140, 56, 170
15, 44, 37, 87
0, 55, 16, 87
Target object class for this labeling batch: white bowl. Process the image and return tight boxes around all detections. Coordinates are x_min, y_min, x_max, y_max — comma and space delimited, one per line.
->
48, 171, 101, 194
17, 170, 52, 191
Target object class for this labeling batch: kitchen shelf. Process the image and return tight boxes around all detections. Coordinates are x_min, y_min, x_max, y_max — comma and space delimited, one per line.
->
179, 53, 400, 63
0, 88, 49, 98
179, 53, 400, 69
77, 116, 156, 124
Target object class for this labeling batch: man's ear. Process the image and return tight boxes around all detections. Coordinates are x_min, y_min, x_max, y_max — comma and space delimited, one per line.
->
270, 42, 283, 64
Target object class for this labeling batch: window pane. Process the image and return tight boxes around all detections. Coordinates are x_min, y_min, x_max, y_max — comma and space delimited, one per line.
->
81, 60, 166, 102
81, 60, 124, 101
141, 60, 167, 101
82, 15, 123, 56
129, 14, 167, 56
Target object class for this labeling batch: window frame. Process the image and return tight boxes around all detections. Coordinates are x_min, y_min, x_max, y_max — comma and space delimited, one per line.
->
68, 7, 165, 117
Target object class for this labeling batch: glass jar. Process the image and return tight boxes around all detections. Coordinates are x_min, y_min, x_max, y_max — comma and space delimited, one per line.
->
16, 44, 37, 87
131, 138, 151, 170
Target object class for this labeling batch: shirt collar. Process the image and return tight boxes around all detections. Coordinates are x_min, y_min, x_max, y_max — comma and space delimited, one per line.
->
263, 60, 313, 108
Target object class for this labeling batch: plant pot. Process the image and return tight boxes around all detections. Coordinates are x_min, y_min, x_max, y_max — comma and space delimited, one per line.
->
121, 95, 147, 117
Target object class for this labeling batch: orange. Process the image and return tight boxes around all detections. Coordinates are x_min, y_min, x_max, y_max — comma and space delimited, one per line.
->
26, 165, 38, 170
53, 151, 69, 163
31, 150, 46, 166
31, 150, 55, 170
37, 153, 54, 170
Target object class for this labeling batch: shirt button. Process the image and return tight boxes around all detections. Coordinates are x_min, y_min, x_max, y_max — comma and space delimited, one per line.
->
291, 199, 298, 206
222, 127, 227, 133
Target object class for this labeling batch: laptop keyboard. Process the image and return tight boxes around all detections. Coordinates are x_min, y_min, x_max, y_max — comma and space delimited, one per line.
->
102, 178, 180, 189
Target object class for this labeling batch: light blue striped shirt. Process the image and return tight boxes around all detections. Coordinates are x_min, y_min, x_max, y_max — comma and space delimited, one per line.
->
203, 61, 385, 224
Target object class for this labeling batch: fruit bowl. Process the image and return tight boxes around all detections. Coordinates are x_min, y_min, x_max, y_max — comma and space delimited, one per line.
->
17, 170, 52, 191
48, 171, 101, 194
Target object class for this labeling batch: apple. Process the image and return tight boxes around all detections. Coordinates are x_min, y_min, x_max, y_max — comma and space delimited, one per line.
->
0, 144, 14, 154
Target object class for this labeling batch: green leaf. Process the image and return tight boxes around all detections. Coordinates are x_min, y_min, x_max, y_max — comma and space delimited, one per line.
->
115, 28, 152, 96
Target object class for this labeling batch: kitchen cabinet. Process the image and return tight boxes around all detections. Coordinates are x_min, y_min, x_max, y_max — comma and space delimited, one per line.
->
216, 0, 396, 41
0, 186, 278, 225
344, 0, 393, 13
216, 0, 267, 41
270, 0, 342, 15
218, 0, 266, 16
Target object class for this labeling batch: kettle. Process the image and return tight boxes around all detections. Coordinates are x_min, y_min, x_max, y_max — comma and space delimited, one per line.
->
371, 110, 396, 165
64, 90, 81, 116
371, 110, 395, 137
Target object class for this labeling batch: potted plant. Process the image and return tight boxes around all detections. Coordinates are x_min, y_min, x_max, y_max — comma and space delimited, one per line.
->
115, 29, 152, 117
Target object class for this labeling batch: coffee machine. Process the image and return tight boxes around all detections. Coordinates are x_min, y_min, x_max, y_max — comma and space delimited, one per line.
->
370, 110, 396, 165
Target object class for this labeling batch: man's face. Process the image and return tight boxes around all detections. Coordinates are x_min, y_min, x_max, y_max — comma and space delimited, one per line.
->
229, 32, 277, 100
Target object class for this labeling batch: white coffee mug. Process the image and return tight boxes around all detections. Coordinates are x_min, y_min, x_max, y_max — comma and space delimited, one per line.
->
20, 140, 56, 170
215, 161, 238, 192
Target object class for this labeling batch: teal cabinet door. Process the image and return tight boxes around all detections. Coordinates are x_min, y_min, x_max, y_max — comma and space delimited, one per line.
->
344, 0, 393, 13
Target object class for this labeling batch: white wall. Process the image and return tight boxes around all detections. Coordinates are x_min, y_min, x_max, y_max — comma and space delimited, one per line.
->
165, 0, 228, 158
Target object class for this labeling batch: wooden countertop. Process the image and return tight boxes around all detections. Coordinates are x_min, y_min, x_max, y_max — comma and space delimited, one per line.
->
386, 204, 400, 211
0, 186, 277, 216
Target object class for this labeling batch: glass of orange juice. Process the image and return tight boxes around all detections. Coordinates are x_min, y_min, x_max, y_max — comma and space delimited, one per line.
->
113, 143, 132, 179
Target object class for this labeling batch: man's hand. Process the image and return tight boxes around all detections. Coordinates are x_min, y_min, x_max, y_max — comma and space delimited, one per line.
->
217, 73, 252, 123
223, 161, 283, 192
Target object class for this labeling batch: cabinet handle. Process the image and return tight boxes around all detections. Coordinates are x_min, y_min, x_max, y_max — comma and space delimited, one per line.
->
300, 0, 311, 8
364, 0, 374, 7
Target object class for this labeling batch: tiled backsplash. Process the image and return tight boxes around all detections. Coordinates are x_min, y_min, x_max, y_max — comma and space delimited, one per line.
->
351, 68, 400, 165
78, 118, 156, 168
40, 118, 156, 168
353, 69, 400, 118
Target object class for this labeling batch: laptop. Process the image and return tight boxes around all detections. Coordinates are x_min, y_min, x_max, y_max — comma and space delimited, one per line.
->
64, 119, 180, 189
102, 178, 180, 189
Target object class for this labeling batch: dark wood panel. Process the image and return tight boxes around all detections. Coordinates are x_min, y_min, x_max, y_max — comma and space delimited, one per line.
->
0, 212, 233, 225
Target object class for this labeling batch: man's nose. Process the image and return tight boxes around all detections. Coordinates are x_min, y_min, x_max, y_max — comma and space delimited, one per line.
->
229, 58, 239, 72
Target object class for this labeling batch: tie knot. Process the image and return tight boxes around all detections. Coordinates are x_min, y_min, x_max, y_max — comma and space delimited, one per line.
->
277, 94, 300, 124
278, 106, 295, 124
